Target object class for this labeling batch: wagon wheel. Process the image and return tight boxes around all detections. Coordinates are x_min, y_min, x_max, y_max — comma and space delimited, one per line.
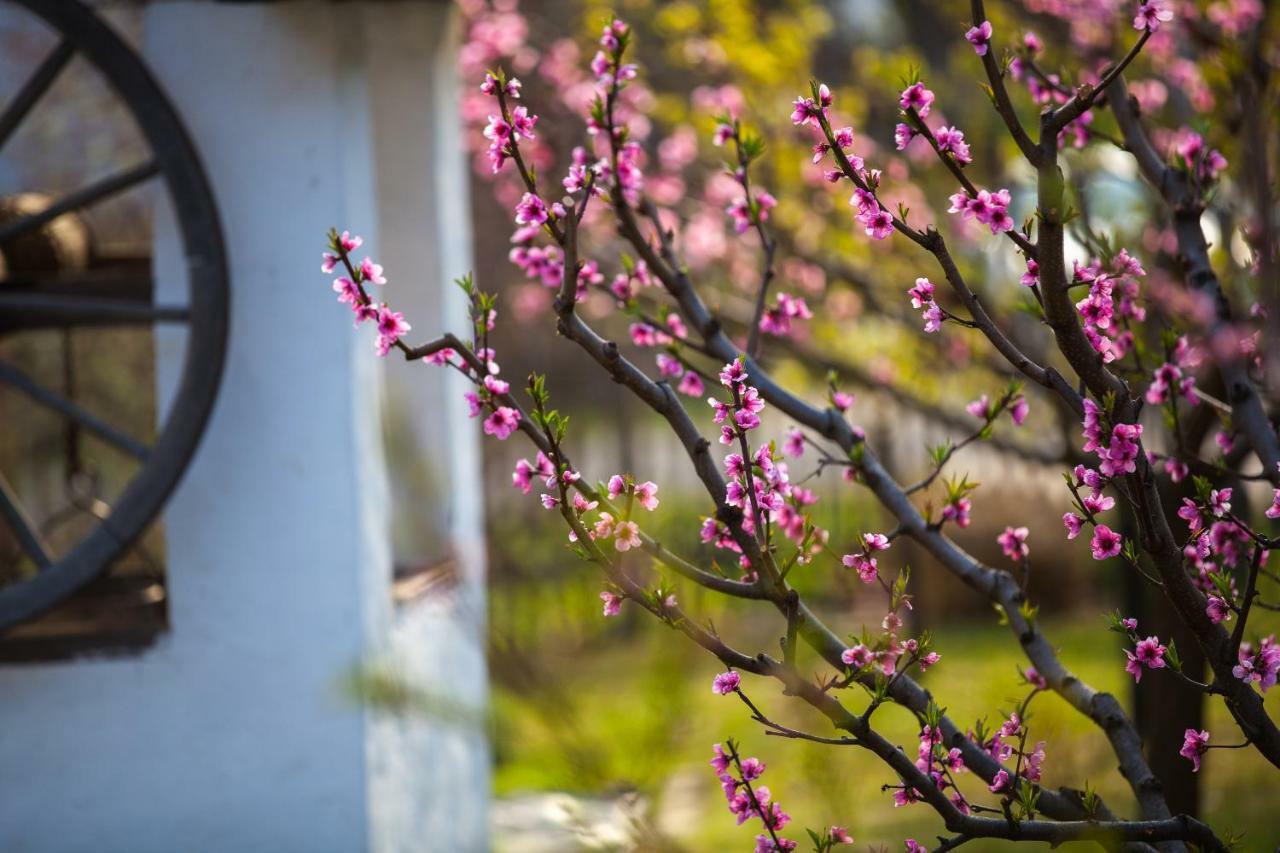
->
0, 0, 228, 630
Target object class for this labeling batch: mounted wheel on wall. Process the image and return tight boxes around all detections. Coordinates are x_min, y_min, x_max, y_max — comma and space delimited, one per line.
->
0, 0, 228, 642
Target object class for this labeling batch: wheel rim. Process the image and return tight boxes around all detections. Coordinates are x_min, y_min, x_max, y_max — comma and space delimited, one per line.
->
0, 0, 228, 630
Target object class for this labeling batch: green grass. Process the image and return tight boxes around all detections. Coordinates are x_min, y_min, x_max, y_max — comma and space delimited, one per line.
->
492, 611, 1280, 850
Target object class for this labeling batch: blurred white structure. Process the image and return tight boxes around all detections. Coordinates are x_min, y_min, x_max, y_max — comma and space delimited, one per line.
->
0, 2, 488, 851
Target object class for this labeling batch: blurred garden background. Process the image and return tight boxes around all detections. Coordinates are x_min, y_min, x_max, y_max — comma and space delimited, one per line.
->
456, 0, 1280, 849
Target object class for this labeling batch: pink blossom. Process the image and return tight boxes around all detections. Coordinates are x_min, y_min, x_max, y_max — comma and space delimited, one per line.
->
966, 395, 991, 420
483, 406, 520, 440
783, 429, 805, 458
908, 277, 934, 309
934, 126, 972, 165
1180, 728, 1210, 772
1025, 667, 1048, 689
1266, 489, 1280, 519
1208, 488, 1232, 517
600, 590, 622, 617
1134, 1, 1174, 32
904, 841, 928, 853
1063, 513, 1083, 539
1090, 525, 1123, 560
965, 20, 993, 55
1178, 498, 1203, 533
712, 670, 741, 694
635, 481, 660, 511
613, 519, 641, 551
988, 769, 1011, 793
899, 82, 935, 117
1010, 396, 1029, 425
359, 257, 386, 285
841, 644, 873, 669
375, 306, 410, 356
1234, 636, 1280, 692
514, 192, 548, 226
942, 497, 971, 528
1020, 258, 1040, 288
894, 123, 918, 150
333, 276, 360, 306
1125, 635, 1167, 682
677, 371, 705, 397
338, 230, 363, 252
863, 532, 890, 552
1206, 596, 1231, 624
997, 526, 1030, 561
842, 553, 879, 583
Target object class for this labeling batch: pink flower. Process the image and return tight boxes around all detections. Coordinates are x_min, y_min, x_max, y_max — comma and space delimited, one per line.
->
712, 670, 741, 694
832, 391, 855, 412
1134, 1, 1174, 31
359, 257, 386, 285
966, 395, 991, 420
1020, 259, 1040, 288
783, 429, 805, 458
1180, 728, 1209, 772
934, 126, 972, 165
1233, 636, 1280, 692
904, 841, 928, 853
899, 82, 935, 117
613, 520, 641, 551
607, 475, 627, 499
1121, 617, 1138, 631
965, 20, 993, 55
988, 769, 1011, 793
1125, 636, 1167, 682
333, 276, 360, 306
1208, 488, 1232, 517
863, 532, 890, 552
514, 192, 548, 226
997, 526, 1029, 561
483, 407, 520, 440
841, 644, 873, 668
1266, 489, 1280, 519
338, 230, 363, 252
1010, 396, 1029, 425
374, 306, 410, 356
908, 278, 934, 309
1206, 596, 1230, 624
842, 553, 879, 584
1025, 667, 1048, 689
942, 497, 971, 528
1063, 513, 1083, 539
829, 826, 853, 844
894, 122, 918, 150
600, 591, 622, 617
858, 207, 895, 240
677, 371, 705, 397
635, 481, 660, 511
1090, 524, 1123, 560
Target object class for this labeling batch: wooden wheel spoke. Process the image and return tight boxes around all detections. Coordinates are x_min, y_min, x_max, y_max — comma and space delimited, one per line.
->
0, 160, 159, 246
0, 289, 189, 328
0, 39, 75, 153
0, 472, 52, 570
0, 358, 149, 460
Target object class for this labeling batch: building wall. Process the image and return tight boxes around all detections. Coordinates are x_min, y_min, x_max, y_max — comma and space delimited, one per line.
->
0, 3, 485, 851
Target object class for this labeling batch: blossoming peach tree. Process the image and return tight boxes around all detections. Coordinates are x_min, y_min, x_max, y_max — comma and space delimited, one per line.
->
322, 2, 1278, 850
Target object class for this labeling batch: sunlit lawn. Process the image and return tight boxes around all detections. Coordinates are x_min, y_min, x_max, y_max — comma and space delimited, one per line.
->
492, 609, 1279, 851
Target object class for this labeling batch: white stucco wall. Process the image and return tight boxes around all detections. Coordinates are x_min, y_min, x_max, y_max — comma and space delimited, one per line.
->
0, 3, 486, 852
